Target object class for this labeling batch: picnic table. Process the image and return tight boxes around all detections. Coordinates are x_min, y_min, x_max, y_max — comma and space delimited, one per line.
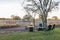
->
25, 26, 34, 32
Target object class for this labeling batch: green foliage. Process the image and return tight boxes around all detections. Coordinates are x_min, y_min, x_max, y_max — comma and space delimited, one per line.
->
0, 18, 6, 20
52, 16, 58, 20
11, 15, 21, 20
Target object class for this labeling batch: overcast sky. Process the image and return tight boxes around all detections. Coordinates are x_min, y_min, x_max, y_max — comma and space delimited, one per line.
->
0, 0, 60, 18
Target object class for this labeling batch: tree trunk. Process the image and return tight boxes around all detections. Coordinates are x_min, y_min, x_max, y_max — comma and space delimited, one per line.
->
33, 18, 35, 27
42, 15, 47, 28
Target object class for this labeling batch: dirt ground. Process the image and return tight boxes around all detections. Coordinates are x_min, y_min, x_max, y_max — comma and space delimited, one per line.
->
0, 24, 60, 33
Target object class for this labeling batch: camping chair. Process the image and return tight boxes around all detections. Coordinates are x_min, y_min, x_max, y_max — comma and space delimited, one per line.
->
45, 25, 52, 31
45, 24, 55, 31
38, 23, 45, 31
51, 24, 55, 30
51, 24, 55, 32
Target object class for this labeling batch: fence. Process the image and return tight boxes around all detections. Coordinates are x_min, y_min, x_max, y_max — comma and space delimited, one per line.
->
0, 20, 60, 27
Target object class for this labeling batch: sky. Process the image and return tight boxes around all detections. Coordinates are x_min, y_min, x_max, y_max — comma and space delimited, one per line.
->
0, 0, 60, 19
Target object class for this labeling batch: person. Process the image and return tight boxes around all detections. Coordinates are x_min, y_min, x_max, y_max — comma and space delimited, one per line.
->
47, 25, 52, 31
38, 23, 43, 31
52, 24, 55, 30
29, 22, 33, 26
53, 24, 55, 27
38, 23, 42, 28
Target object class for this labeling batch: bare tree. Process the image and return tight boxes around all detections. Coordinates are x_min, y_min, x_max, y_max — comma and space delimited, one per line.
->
24, 7, 36, 27
23, 0, 59, 28
23, 3, 37, 27
23, 14, 33, 21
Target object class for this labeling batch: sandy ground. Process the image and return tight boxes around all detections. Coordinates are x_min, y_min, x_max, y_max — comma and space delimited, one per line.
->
0, 26, 26, 33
